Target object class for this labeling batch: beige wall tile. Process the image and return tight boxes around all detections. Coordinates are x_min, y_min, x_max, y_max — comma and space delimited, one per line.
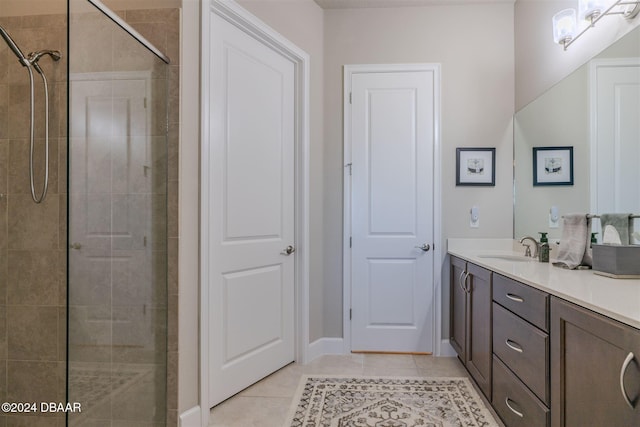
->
0, 309, 6, 360
7, 306, 58, 361
8, 137, 59, 196
7, 250, 59, 305
0, 140, 7, 193
167, 180, 177, 239
0, 86, 7, 140
8, 194, 59, 250
0, 360, 6, 401
7, 84, 29, 139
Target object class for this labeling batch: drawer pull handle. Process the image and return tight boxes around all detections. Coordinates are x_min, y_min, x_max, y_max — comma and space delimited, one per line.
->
505, 397, 524, 418
459, 270, 466, 292
505, 339, 524, 353
506, 293, 524, 303
620, 352, 636, 409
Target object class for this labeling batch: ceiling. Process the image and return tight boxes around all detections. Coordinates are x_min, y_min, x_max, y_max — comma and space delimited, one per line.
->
314, 0, 515, 9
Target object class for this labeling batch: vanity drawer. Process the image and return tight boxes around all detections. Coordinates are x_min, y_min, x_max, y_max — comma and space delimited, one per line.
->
493, 274, 549, 332
493, 356, 550, 427
493, 303, 549, 405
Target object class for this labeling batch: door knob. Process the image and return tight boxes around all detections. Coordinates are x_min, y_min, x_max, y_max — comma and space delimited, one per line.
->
281, 245, 296, 255
70, 242, 82, 250
415, 243, 430, 252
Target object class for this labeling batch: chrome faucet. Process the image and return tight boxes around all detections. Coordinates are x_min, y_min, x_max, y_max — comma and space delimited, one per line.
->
519, 236, 539, 258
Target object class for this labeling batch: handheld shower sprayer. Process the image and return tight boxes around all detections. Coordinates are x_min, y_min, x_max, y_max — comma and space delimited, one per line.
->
0, 25, 62, 204
0, 25, 30, 66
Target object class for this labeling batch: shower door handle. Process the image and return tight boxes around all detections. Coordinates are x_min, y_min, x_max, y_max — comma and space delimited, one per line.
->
70, 243, 82, 250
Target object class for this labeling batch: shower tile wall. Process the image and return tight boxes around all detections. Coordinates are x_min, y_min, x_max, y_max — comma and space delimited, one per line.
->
0, 11, 68, 427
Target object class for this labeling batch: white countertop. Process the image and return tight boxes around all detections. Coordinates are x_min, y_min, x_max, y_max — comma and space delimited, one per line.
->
447, 238, 640, 330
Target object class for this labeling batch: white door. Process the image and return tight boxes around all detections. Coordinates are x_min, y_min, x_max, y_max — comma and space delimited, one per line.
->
207, 13, 296, 406
348, 67, 437, 353
591, 60, 640, 242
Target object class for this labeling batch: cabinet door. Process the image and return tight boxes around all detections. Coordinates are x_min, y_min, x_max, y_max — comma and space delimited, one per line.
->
551, 297, 640, 427
466, 262, 493, 399
450, 256, 467, 360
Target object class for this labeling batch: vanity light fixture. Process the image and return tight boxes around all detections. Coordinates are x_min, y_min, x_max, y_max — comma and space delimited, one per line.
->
552, 0, 640, 50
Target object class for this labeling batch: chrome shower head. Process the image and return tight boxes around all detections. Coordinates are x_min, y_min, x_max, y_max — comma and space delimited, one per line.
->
28, 50, 62, 63
0, 25, 29, 66
27, 50, 62, 75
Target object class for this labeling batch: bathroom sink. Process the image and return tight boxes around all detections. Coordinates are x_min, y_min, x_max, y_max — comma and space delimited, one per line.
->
477, 254, 531, 262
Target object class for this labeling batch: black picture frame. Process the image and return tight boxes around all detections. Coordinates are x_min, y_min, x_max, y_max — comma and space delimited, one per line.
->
533, 146, 574, 186
456, 147, 496, 186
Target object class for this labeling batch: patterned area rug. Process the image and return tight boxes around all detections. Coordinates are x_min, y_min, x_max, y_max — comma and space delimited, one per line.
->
285, 376, 499, 427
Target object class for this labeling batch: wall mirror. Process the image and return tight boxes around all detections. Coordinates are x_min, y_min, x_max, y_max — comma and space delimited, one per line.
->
514, 25, 640, 242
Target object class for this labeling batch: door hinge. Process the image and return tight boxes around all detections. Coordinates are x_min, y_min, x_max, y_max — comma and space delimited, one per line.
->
349, 236, 352, 248
144, 97, 147, 109
345, 163, 352, 175
349, 309, 352, 320
349, 92, 352, 104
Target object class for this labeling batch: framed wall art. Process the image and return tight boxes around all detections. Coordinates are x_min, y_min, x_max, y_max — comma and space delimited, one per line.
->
456, 147, 496, 186
533, 146, 573, 186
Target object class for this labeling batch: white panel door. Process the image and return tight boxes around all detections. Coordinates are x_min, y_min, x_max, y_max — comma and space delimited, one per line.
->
208, 13, 295, 406
349, 69, 436, 353
592, 61, 640, 242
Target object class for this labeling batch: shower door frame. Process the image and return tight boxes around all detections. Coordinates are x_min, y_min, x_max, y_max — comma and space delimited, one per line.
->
199, 0, 311, 423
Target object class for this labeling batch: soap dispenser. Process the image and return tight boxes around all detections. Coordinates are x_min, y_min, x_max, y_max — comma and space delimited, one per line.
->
538, 232, 550, 263
590, 232, 598, 248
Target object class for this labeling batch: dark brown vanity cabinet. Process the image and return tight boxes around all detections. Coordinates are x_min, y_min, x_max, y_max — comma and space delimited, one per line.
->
551, 297, 640, 427
449, 256, 492, 399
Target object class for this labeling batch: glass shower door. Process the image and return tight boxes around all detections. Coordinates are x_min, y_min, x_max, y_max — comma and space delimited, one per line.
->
67, 1, 168, 425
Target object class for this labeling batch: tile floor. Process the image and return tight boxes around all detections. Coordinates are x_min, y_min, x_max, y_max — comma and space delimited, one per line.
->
209, 353, 504, 426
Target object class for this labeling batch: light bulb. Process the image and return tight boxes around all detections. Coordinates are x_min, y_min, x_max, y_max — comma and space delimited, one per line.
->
553, 9, 577, 45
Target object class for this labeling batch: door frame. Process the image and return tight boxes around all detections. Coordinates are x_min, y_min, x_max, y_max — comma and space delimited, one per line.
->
342, 63, 443, 355
589, 57, 640, 221
200, 0, 310, 420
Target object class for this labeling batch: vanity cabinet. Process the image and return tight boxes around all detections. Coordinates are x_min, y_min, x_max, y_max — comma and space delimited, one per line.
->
550, 297, 640, 427
449, 256, 492, 399
492, 274, 550, 427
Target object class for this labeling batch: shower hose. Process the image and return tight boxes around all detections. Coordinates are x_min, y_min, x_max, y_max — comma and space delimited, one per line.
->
26, 61, 51, 203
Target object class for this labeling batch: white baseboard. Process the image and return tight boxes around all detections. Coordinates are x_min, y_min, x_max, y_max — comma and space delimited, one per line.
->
307, 337, 345, 362
438, 339, 457, 357
179, 405, 202, 427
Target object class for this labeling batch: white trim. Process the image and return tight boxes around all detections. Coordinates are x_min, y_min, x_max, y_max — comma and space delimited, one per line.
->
307, 338, 346, 362
439, 340, 457, 357
179, 406, 202, 427
342, 63, 442, 355
200, 0, 310, 420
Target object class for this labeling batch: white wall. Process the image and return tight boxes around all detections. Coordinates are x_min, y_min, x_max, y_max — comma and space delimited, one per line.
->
515, 0, 640, 110
235, 0, 326, 342
324, 4, 516, 337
